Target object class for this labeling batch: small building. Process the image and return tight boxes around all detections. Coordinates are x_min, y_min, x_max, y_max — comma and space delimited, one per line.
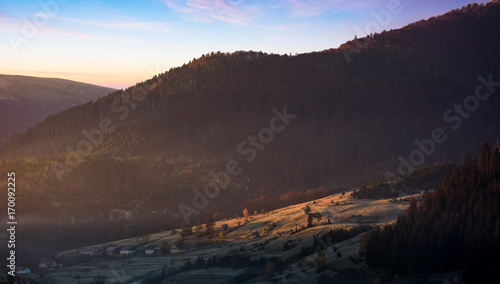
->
120, 247, 136, 256
39, 259, 57, 269
79, 248, 99, 256
145, 245, 162, 255
145, 247, 154, 255
105, 246, 120, 256
169, 244, 187, 254
17, 267, 31, 274
135, 245, 146, 255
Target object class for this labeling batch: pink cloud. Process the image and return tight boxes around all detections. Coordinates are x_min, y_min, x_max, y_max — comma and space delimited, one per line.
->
57, 17, 171, 32
162, 0, 261, 25
284, 0, 382, 16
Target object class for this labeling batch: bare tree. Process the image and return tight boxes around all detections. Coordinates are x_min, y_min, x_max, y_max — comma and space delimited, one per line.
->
195, 221, 203, 235
206, 218, 214, 235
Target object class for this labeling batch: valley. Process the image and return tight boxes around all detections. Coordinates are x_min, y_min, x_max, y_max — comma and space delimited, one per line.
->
34, 191, 424, 283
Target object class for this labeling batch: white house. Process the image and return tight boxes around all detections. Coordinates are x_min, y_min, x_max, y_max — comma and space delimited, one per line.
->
145, 245, 162, 255
120, 247, 136, 256
17, 267, 31, 274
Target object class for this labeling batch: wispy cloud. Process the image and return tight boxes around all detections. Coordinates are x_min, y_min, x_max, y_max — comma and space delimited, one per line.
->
40, 25, 136, 42
162, 0, 261, 25
161, 0, 381, 24
0, 18, 134, 43
284, 0, 380, 16
56, 17, 171, 32
257, 23, 309, 31
0, 7, 19, 23
0, 11, 136, 43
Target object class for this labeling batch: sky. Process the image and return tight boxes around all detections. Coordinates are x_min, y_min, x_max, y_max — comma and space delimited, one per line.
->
0, 0, 490, 89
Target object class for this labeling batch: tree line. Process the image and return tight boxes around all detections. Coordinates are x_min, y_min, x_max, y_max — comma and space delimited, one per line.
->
365, 142, 500, 283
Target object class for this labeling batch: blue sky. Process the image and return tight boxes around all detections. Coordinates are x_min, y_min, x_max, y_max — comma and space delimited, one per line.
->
0, 0, 489, 89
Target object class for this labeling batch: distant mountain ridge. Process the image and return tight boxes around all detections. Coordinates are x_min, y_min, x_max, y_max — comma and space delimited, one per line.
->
0, 74, 115, 145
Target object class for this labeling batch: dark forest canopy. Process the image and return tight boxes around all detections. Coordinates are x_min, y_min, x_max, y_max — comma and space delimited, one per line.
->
365, 142, 500, 283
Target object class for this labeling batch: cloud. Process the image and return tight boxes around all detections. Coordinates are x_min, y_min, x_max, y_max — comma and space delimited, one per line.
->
284, 0, 380, 16
56, 17, 171, 32
0, 7, 19, 23
257, 23, 308, 31
40, 25, 136, 42
0, 17, 134, 43
0, 10, 138, 43
162, 0, 261, 25
160, 0, 381, 25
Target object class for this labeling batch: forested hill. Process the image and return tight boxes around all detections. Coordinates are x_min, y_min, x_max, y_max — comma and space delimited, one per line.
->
365, 142, 500, 283
0, 2, 499, 220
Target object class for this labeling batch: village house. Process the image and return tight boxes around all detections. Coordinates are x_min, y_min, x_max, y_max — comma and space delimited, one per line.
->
16, 267, 31, 274
169, 244, 188, 254
38, 259, 57, 269
79, 248, 99, 256
120, 246, 136, 256
135, 245, 146, 255
105, 246, 120, 256
145, 245, 162, 255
